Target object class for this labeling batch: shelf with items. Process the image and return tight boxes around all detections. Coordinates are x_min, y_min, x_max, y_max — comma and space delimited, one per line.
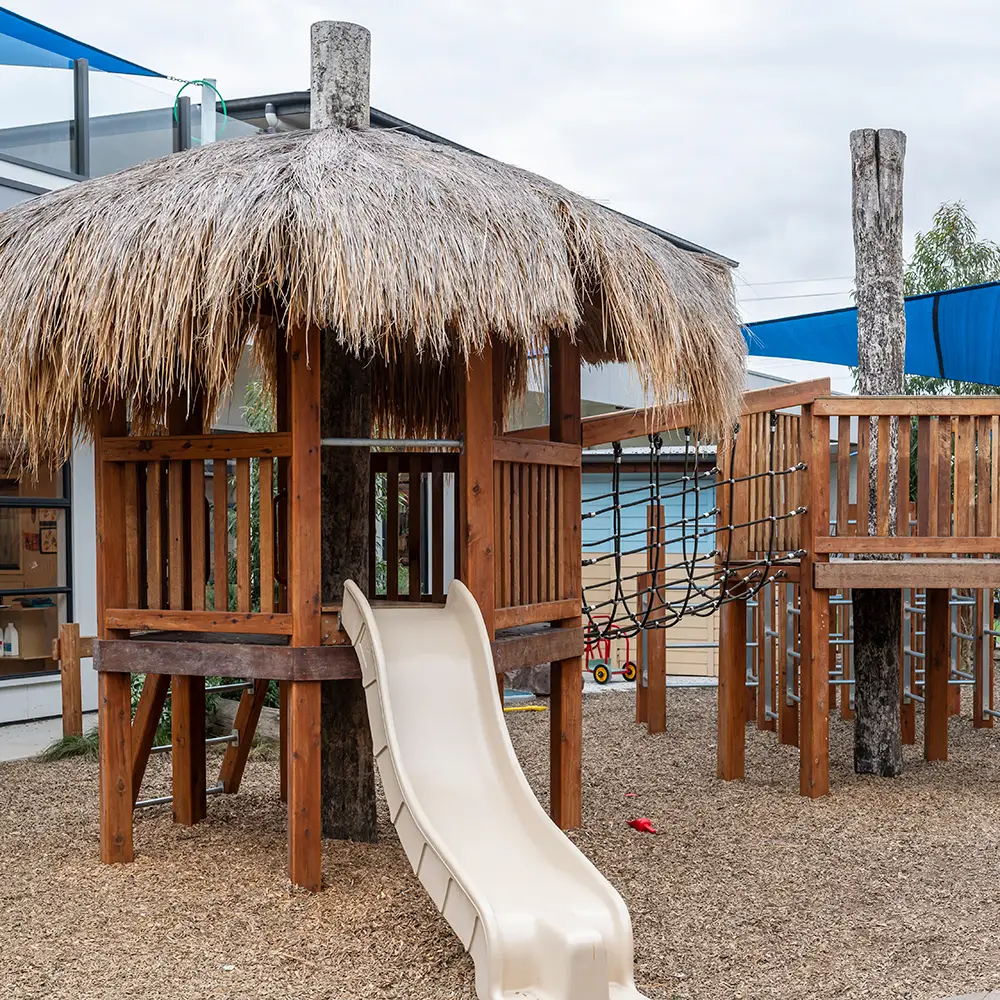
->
0, 604, 59, 660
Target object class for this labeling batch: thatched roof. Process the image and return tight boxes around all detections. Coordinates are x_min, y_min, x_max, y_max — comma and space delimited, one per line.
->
0, 124, 744, 467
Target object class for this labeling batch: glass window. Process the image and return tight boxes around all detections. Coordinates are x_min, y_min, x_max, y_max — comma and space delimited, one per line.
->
0, 183, 36, 210
0, 65, 73, 173
0, 457, 71, 679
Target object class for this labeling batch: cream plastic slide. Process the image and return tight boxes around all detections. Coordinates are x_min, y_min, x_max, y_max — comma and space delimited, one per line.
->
341, 579, 648, 1000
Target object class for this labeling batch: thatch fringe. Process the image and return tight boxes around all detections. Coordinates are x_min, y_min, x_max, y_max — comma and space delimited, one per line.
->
0, 125, 743, 467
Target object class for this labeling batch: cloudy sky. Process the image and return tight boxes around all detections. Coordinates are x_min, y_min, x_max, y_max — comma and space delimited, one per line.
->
13, 0, 1000, 388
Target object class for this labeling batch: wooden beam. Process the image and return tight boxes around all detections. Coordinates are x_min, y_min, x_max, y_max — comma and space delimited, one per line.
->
490, 625, 584, 674
58, 622, 83, 737
105, 609, 293, 634
581, 378, 831, 449
101, 432, 292, 462
816, 559, 1000, 590
814, 536, 1000, 554
287, 319, 323, 891
814, 396, 1000, 418
219, 680, 271, 793
924, 587, 950, 761
130, 672, 171, 807
548, 334, 582, 830
289, 322, 323, 648
492, 437, 581, 468
503, 424, 549, 441
494, 599, 580, 631
95, 645, 359, 685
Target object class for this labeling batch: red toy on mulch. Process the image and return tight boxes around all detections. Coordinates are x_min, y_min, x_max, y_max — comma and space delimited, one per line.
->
627, 817, 657, 834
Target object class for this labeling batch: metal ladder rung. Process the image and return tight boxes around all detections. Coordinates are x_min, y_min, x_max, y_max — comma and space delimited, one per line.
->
149, 731, 239, 756
136, 782, 225, 810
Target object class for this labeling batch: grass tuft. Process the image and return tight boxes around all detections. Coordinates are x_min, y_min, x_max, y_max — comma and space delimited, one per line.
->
36, 726, 99, 762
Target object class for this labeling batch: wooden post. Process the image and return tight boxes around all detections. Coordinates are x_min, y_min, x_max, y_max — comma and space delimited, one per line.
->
276, 327, 290, 805
278, 680, 289, 803
58, 622, 83, 737
459, 345, 495, 628
645, 505, 667, 735
799, 404, 830, 797
170, 675, 206, 825
312, 20, 378, 845
491, 346, 506, 702
287, 319, 323, 891
548, 334, 582, 830
717, 586, 747, 781
96, 402, 133, 863
98, 672, 132, 864
924, 587, 950, 761
635, 572, 649, 724
850, 127, 906, 778
168, 398, 207, 826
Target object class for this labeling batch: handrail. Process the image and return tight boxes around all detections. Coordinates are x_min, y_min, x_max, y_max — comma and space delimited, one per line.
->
580, 378, 831, 449
814, 396, 1000, 417
105, 609, 294, 634
101, 432, 292, 461
493, 437, 581, 467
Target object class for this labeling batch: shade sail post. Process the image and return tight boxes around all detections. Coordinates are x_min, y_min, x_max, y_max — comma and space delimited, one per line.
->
310, 21, 371, 130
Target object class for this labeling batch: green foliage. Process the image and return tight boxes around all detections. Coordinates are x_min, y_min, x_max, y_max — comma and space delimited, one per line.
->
36, 726, 99, 761
903, 201, 1000, 298
902, 201, 1000, 397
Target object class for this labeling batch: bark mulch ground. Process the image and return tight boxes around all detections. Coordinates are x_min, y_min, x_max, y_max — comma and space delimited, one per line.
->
2, 688, 999, 999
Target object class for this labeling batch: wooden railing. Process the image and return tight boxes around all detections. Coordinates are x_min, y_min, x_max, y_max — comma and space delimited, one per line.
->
580, 377, 831, 450
812, 397, 1000, 555
715, 391, 817, 563
493, 436, 581, 629
101, 433, 291, 634
370, 453, 459, 602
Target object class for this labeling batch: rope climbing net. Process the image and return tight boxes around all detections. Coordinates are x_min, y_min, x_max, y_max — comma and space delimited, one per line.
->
583, 412, 809, 642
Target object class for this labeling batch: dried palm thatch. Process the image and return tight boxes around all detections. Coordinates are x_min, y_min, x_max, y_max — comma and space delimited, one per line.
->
0, 125, 743, 467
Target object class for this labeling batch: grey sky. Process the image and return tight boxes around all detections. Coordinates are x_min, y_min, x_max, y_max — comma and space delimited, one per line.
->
14, 0, 1000, 385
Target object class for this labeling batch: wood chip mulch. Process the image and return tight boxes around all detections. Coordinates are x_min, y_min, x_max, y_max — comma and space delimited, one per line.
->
2, 689, 999, 999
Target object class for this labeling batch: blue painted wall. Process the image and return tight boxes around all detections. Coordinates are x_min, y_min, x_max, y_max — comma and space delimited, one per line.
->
582, 472, 716, 554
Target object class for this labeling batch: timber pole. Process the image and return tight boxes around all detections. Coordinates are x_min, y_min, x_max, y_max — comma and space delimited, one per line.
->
850, 127, 906, 777
311, 21, 379, 844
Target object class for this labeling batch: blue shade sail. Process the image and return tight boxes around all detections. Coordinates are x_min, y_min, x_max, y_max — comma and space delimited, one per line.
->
744, 280, 1000, 388
0, 7, 162, 76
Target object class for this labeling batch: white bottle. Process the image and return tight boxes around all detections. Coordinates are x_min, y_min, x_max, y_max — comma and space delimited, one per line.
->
4, 622, 18, 658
